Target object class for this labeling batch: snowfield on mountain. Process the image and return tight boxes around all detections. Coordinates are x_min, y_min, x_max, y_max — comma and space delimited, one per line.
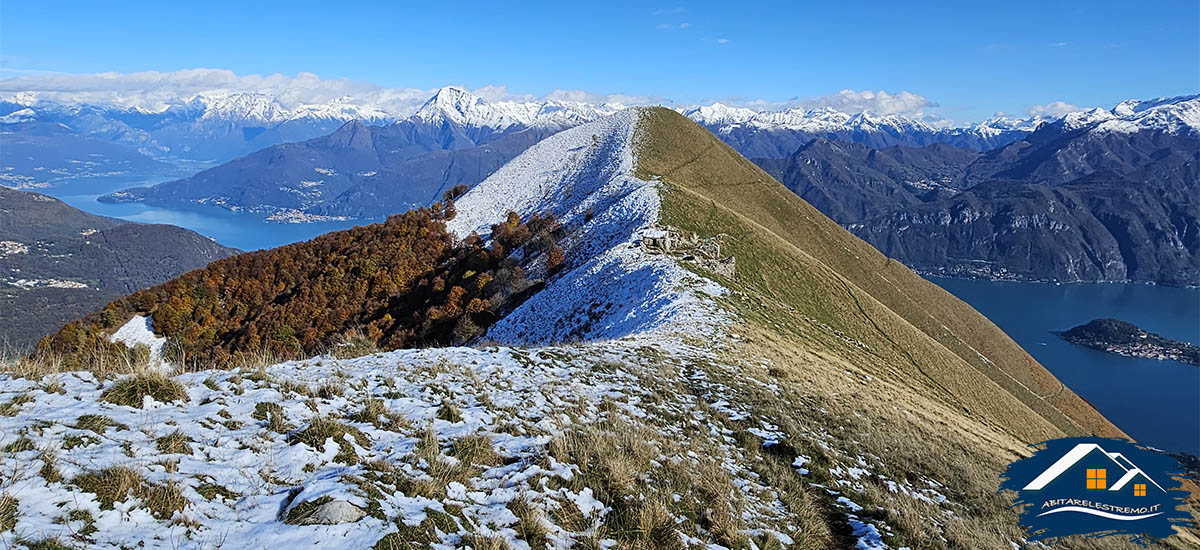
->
1, 108, 1196, 550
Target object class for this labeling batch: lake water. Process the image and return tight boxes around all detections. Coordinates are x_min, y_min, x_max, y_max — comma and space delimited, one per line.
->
928, 277, 1200, 455
41, 175, 370, 251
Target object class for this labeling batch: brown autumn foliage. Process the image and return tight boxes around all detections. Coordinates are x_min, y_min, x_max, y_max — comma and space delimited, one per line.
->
38, 203, 566, 370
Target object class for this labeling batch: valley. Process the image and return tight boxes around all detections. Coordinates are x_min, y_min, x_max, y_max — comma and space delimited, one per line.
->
1, 77, 1197, 549
5, 107, 1194, 549
3, 4, 1197, 547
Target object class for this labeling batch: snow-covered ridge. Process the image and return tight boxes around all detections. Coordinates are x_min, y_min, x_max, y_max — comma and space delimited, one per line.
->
14, 82, 1195, 136
412, 86, 622, 131
7, 85, 1197, 139
5, 86, 1194, 169
5, 90, 394, 126
448, 108, 727, 344
0, 107, 35, 124
697, 104, 943, 135
1059, 94, 1199, 135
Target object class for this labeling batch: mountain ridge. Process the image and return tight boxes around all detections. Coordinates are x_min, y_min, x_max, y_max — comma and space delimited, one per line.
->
16, 108, 1190, 549
760, 99, 1200, 286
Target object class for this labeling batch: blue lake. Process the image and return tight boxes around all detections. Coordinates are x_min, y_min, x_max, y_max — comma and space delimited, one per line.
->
41, 175, 371, 251
928, 277, 1200, 455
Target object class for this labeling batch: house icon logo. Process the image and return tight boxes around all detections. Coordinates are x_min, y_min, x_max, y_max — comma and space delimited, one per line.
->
999, 437, 1192, 544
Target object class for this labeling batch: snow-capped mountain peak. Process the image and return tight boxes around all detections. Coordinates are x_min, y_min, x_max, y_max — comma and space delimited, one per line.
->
198, 92, 285, 122
414, 86, 484, 121
682, 102, 756, 125
973, 115, 1049, 133
1061, 107, 1117, 132
409, 87, 623, 131
845, 111, 935, 133
287, 95, 392, 122
0, 107, 36, 124
411, 85, 524, 129
1055, 95, 1199, 136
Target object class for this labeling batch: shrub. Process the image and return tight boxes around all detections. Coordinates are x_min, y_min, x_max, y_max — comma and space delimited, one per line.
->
546, 246, 565, 274
289, 417, 369, 464
449, 434, 501, 467
253, 402, 291, 433
73, 414, 127, 433
155, 430, 193, 454
0, 493, 16, 531
71, 467, 186, 520
100, 372, 188, 408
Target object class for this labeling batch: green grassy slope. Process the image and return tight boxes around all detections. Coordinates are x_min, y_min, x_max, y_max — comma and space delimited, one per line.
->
636, 106, 1122, 447
632, 107, 1200, 548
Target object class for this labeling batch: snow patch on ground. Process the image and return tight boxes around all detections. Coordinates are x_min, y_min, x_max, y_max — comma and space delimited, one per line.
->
0, 338, 798, 549
107, 315, 168, 369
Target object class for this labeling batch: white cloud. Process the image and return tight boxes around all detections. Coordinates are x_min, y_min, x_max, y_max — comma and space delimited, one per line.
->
656, 22, 690, 30
0, 68, 675, 112
468, 84, 534, 103
737, 89, 936, 116
1028, 100, 1086, 117
0, 68, 433, 114
716, 38, 730, 44
1048, 41, 1070, 47
0, 68, 949, 119
542, 89, 668, 106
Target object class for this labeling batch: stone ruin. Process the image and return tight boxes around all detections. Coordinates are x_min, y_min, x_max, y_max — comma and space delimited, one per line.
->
640, 225, 736, 278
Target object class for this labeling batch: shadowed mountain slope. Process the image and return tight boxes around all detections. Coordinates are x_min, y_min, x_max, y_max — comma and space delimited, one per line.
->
0, 188, 238, 347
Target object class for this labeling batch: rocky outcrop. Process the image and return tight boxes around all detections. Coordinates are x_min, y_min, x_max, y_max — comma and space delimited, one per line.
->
640, 225, 736, 278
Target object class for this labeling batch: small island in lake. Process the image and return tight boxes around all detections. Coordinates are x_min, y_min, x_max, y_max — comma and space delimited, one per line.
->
1058, 318, 1200, 367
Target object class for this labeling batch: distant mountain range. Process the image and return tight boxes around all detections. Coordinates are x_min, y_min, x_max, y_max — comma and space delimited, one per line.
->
684, 102, 1048, 155
4, 86, 1196, 284
0, 86, 1034, 193
97, 88, 589, 220
68, 86, 1043, 219
0, 188, 238, 347
758, 95, 1200, 285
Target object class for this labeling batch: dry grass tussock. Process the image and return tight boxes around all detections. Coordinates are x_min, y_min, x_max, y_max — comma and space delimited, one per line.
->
71, 466, 186, 521
547, 413, 832, 550
0, 340, 148, 380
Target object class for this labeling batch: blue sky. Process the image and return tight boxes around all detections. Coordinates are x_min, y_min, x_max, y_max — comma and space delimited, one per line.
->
1, 0, 1197, 121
